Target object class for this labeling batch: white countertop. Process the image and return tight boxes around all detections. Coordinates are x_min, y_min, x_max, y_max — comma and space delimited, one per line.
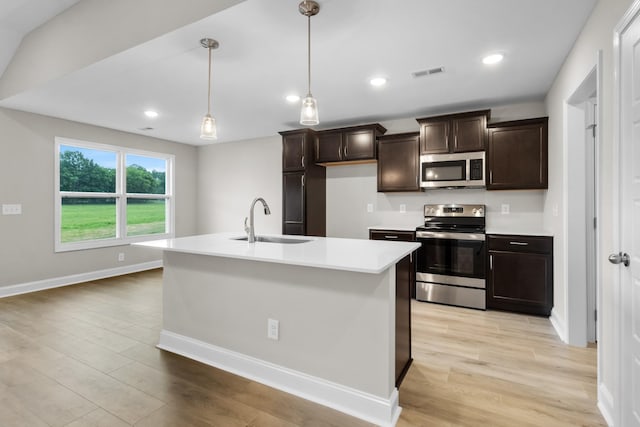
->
368, 224, 420, 232
486, 228, 554, 237
135, 232, 420, 274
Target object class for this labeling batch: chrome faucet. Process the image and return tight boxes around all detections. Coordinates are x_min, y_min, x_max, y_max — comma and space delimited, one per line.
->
244, 197, 271, 243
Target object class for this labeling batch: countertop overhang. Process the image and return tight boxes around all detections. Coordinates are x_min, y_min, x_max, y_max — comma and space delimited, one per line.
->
135, 232, 420, 274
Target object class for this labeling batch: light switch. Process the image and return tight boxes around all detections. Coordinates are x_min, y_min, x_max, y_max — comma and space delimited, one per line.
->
399, 204, 406, 213
2, 204, 22, 215
501, 204, 510, 215
366, 203, 374, 213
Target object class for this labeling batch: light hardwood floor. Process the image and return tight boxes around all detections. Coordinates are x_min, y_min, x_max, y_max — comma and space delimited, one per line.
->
0, 269, 605, 426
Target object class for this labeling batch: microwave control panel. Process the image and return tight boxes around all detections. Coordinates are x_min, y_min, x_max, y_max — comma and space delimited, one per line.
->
469, 159, 484, 181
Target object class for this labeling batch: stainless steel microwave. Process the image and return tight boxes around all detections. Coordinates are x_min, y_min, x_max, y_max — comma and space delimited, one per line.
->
420, 151, 485, 189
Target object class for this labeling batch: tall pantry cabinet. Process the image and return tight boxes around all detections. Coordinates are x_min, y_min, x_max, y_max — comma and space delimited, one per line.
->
279, 129, 326, 236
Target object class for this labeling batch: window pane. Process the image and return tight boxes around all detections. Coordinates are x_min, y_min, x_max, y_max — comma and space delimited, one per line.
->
61, 198, 116, 243
127, 199, 166, 236
59, 145, 116, 192
126, 154, 166, 194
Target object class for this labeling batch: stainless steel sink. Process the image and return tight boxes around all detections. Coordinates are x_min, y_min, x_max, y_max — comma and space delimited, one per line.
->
232, 236, 311, 244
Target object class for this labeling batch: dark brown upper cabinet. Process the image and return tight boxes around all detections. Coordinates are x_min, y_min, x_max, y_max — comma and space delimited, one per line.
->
487, 117, 548, 190
282, 129, 312, 172
416, 110, 490, 155
315, 124, 386, 165
377, 132, 420, 192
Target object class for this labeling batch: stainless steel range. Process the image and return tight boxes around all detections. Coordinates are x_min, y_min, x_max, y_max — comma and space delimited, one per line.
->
415, 204, 486, 310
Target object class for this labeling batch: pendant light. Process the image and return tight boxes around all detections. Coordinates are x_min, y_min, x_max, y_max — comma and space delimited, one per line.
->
200, 38, 219, 140
299, 0, 320, 126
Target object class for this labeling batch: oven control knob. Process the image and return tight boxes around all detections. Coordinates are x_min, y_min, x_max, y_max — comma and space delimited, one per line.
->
472, 208, 477, 215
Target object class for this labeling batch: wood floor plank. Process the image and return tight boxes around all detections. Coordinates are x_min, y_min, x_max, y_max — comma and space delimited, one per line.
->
0, 385, 49, 427
23, 352, 164, 424
65, 408, 130, 427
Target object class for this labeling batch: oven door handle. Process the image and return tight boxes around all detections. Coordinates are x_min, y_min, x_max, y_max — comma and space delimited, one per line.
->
416, 231, 485, 241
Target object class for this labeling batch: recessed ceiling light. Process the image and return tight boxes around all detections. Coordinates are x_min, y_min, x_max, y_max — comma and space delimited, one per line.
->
144, 110, 159, 118
482, 54, 504, 65
286, 95, 301, 103
370, 77, 387, 87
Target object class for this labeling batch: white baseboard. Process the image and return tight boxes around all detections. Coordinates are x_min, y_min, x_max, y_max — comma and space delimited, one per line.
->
549, 308, 568, 343
0, 260, 163, 298
597, 383, 615, 426
158, 330, 401, 427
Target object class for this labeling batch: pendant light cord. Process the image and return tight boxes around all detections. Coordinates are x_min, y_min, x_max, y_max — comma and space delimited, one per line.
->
207, 45, 212, 114
307, 14, 311, 96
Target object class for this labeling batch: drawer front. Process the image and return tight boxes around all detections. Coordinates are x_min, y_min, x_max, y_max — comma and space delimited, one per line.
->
488, 234, 552, 254
369, 230, 416, 242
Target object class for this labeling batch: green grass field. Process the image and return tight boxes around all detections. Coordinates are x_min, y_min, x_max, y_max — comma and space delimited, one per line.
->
61, 201, 165, 243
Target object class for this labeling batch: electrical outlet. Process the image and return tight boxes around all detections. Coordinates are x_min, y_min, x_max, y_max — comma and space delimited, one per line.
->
366, 203, 374, 213
118, 252, 125, 262
553, 204, 559, 217
2, 204, 22, 215
399, 204, 406, 213
501, 204, 510, 215
268, 318, 279, 340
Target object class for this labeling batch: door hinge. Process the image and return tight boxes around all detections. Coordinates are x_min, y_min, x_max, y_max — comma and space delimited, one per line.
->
593, 217, 597, 229
594, 310, 597, 322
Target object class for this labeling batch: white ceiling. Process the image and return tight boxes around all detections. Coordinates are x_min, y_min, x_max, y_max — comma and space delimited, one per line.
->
0, 0, 81, 77
0, 0, 597, 145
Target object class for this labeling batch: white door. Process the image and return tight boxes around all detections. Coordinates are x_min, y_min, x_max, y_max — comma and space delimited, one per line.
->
616, 4, 640, 425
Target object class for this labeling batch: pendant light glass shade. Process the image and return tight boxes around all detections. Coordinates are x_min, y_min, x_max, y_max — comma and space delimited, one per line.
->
300, 94, 319, 125
199, 38, 219, 141
299, 1, 320, 126
200, 114, 217, 139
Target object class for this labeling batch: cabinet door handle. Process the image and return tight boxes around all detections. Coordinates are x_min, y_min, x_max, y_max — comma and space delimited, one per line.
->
344, 144, 348, 159
490, 254, 493, 270
301, 175, 305, 187
509, 241, 529, 246
384, 235, 399, 239
301, 155, 305, 168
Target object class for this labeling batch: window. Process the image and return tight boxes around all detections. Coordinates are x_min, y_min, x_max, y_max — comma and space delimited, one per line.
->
55, 137, 174, 252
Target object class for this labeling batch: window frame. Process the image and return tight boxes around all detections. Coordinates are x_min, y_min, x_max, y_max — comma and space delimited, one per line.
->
54, 137, 175, 252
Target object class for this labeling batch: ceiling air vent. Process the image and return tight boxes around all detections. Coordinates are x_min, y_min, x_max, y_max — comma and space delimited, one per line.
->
138, 127, 154, 131
412, 67, 445, 78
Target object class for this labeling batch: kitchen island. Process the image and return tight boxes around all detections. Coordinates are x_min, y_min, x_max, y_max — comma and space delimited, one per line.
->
136, 233, 419, 427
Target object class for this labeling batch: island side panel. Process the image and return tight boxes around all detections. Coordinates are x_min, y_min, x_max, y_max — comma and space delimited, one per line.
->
161, 251, 396, 400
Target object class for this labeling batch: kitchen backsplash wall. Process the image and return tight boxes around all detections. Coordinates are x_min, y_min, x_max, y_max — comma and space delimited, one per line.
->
326, 101, 547, 238
326, 163, 545, 239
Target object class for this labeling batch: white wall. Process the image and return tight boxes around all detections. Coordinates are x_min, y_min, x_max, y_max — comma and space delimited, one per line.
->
543, 0, 635, 423
0, 107, 198, 288
197, 135, 282, 235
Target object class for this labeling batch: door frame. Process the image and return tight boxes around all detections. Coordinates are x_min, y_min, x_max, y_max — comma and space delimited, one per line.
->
562, 52, 602, 348
611, 0, 640, 424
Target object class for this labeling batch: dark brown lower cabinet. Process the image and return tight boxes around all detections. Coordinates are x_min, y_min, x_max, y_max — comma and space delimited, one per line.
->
369, 230, 414, 386
487, 234, 553, 316
395, 254, 412, 387
369, 230, 417, 298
